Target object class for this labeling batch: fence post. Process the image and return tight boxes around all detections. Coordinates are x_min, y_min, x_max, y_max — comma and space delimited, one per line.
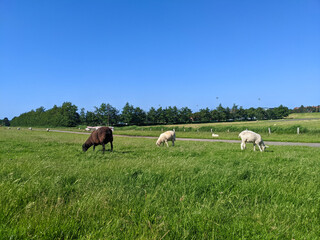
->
211, 129, 212, 133
268, 128, 271, 135
297, 127, 300, 135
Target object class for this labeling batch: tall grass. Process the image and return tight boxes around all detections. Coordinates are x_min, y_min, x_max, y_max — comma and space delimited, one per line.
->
286, 112, 320, 119
1, 128, 320, 239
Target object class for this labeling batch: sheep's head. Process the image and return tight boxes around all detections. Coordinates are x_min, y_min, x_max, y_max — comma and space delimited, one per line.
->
260, 142, 268, 151
156, 140, 161, 146
82, 143, 89, 152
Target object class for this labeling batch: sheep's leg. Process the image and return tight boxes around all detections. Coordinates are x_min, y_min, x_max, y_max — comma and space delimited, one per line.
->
172, 140, 175, 146
241, 142, 246, 150
165, 140, 169, 147
102, 143, 105, 153
253, 143, 256, 151
93, 145, 95, 151
258, 144, 263, 152
110, 141, 113, 152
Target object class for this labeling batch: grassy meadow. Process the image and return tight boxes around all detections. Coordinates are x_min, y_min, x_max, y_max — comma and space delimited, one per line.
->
113, 117, 320, 143
286, 112, 320, 119
1, 127, 320, 239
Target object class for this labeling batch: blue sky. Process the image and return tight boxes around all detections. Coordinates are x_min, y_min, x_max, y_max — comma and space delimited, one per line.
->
1, 0, 319, 119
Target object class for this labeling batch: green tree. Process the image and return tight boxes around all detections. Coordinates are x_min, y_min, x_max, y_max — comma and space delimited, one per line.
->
147, 107, 157, 124
86, 111, 99, 126
273, 105, 290, 118
156, 107, 166, 124
198, 108, 211, 122
3, 117, 10, 126
132, 107, 146, 125
80, 108, 86, 125
216, 104, 227, 121
255, 107, 267, 120
247, 108, 256, 120
121, 102, 135, 124
179, 107, 192, 123
60, 102, 80, 127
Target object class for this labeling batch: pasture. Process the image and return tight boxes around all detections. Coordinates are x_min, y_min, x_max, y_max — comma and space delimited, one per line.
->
114, 117, 320, 143
1, 128, 320, 239
286, 112, 320, 119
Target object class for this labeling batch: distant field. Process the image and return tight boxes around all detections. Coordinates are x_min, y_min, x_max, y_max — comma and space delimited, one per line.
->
286, 112, 320, 119
112, 118, 320, 143
18, 117, 320, 143
1, 128, 320, 239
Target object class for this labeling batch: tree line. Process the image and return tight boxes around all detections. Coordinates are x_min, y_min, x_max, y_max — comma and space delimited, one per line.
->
291, 105, 320, 113
3, 102, 292, 127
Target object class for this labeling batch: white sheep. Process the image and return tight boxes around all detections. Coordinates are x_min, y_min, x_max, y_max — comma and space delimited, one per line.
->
28, 127, 32, 130
46, 128, 50, 132
156, 130, 176, 147
212, 133, 219, 137
17, 127, 20, 130
238, 130, 268, 152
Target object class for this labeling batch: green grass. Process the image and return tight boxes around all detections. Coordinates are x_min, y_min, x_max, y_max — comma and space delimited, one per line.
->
14, 117, 320, 143
1, 128, 320, 239
115, 129, 320, 143
286, 112, 320, 119
112, 118, 320, 143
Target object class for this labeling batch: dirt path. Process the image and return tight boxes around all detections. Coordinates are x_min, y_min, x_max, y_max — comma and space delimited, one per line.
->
49, 130, 320, 148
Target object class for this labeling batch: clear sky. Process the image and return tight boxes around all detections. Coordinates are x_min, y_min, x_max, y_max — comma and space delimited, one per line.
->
1, 0, 319, 120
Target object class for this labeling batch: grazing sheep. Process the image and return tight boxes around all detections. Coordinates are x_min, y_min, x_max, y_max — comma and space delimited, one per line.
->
28, 127, 32, 130
46, 128, 50, 132
85, 126, 102, 131
156, 130, 176, 147
238, 130, 268, 152
82, 127, 113, 153
212, 133, 219, 137
17, 127, 20, 130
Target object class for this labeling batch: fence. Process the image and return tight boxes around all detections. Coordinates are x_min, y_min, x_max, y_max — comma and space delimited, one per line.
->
116, 125, 319, 134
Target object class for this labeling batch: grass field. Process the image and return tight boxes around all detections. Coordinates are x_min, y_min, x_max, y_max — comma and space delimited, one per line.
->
1, 127, 320, 239
112, 117, 320, 143
286, 112, 320, 119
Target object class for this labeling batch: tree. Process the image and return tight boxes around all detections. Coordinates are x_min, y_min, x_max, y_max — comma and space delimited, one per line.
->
121, 102, 135, 124
80, 108, 86, 125
86, 111, 99, 126
3, 117, 10, 126
198, 108, 211, 122
60, 102, 80, 127
255, 107, 266, 120
237, 107, 247, 120
231, 104, 239, 120
165, 106, 179, 123
94, 103, 119, 125
147, 107, 157, 124
273, 105, 290, 119
247, 108, 256, 120
179, 107, 192, 123
216, 104, 227, 121
94, 103, 108, 125
156, 107, 166, 124
132, 107, 146, 125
